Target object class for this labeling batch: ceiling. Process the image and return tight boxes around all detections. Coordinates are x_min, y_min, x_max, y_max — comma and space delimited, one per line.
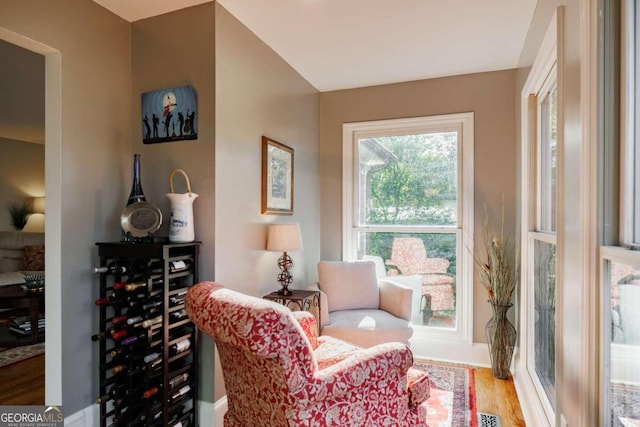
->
93, 0, 538, 92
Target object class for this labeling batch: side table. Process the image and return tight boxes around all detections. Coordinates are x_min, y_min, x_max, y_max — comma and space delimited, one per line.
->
263, 289, 321, 333
0, 284, 45, 345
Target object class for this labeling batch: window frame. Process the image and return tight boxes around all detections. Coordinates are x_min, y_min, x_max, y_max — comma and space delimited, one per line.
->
517, 9, 561, 427
342, 113, 474, 343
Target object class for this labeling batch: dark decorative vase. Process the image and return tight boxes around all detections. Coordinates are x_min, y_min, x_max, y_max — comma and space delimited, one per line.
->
485, 301, 517, 379
126, 153, 146, 206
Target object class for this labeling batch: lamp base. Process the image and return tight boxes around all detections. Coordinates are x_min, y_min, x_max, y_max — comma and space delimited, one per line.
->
277, 287, 292, 296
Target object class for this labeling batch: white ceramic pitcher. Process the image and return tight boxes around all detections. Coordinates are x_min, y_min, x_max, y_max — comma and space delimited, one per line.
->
167, 168, 199, 243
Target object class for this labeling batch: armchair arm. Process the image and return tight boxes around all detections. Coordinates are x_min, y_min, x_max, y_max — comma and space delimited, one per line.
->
307, 283, 329, 327
379, 279, 413, 321
299, 342, 413, 402
291, 311, 318, 350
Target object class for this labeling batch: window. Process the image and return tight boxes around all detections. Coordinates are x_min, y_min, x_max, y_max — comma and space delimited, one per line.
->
343, 113, 473, 340
601, 1, 640, 425
532, 73, 558, 410
519, 10, 559, 425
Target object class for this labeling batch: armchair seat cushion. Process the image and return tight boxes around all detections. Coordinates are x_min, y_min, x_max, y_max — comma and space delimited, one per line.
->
322, 309, 413, 348
314, 335, 362, 370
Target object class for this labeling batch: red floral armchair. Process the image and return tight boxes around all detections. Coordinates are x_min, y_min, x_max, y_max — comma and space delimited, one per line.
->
185, 281, 430, 427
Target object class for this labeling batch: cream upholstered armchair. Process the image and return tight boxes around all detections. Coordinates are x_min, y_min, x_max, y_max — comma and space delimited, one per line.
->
362, 255, 424, 324
310, 260, 414, 348
185, 281, 430, 427
385, 237, 455, 312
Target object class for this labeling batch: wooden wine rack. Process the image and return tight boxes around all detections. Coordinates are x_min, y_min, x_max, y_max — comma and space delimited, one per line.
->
95, 241, 200, 427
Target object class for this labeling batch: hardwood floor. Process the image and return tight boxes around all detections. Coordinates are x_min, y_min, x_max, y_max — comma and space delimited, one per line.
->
0, 354, 45, 405
474, 367, 526, 426
0, 356, 525, 426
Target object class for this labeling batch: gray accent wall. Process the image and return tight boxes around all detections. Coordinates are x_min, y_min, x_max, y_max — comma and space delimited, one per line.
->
214, 2, 320, 401
0, 0, 131, 414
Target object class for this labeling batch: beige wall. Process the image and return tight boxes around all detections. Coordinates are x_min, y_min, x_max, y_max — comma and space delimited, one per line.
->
214, 3, 320, 400
0, 0, 131, 414
0, 139, 45, 232
319, 69, 517, 345
0, 39, 44, 144
0, 39, 45, 233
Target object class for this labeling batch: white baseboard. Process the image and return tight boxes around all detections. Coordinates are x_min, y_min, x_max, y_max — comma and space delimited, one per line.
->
64, 404, 98, 427
512, 365, 553, 427
214, 396, 228, 425
200, 398, 217, 425
411, 336, 491, 367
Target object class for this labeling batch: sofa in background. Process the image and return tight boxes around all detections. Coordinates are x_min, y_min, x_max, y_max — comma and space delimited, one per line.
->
0, 231, 45, 286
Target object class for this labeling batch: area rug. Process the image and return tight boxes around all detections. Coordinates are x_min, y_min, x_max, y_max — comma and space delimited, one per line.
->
413, 359, 478, 427
0, 342, 45, 368
611, 382, 640, 427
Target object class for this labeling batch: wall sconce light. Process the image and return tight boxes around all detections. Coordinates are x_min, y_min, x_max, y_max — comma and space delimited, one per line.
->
31, 196, 46, 214
266, 223, 303, 295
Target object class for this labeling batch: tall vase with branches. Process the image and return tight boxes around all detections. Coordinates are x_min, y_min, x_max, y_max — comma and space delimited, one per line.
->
476, 201, 519, 379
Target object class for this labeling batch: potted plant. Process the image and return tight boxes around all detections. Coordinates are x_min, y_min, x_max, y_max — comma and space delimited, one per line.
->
7, 201, 31, 231
476, 202, 519, 379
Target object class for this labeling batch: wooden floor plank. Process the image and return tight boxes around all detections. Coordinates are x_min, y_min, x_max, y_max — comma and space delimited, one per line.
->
474, 367, 526, 427
0, 354, 45, 405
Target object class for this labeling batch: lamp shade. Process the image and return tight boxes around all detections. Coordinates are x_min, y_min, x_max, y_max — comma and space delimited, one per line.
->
31, 196, 45, 214
266, 223, 303, 252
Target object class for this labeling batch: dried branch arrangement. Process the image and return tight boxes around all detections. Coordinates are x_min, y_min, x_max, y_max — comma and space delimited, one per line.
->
476, 201, 518, 307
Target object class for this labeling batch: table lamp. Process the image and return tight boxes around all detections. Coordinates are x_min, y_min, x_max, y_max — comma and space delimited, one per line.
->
266, 223, 303, 295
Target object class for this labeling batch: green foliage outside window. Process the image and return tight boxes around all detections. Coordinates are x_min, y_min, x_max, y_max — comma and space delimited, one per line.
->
359, 132, 458, 274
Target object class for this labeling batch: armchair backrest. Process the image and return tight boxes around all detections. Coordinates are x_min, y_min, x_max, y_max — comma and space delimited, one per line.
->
318, 260, 380, 312
185, 282, 318, 412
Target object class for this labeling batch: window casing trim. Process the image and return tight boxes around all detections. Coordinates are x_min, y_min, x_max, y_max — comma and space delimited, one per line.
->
342, 113, 474, 343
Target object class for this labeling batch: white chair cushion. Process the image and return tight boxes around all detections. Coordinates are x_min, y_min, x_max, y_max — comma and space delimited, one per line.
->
321, 309, 413, 348
318, 261, 379, 312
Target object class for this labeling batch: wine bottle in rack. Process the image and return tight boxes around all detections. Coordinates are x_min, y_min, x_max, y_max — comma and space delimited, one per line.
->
169, 338, 190, 356
95, 384, 127, 404
91, 326, 117, 342
170, 416, 191, 427
168, 259, 193, 273
146, 402, 164, 425
142, 299, 163, 311
168, 385, 191, 405
121, 332, 148, 346
143, 351, 162, 364
168, 372, 189, 389
110, 329, 128, 340
110, 314, 128, 325
92, 262, 128, 275
169, 290, 188, 306
169, 309, 188, 322
123, 282, 147, 292
142, 315, 163, 328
